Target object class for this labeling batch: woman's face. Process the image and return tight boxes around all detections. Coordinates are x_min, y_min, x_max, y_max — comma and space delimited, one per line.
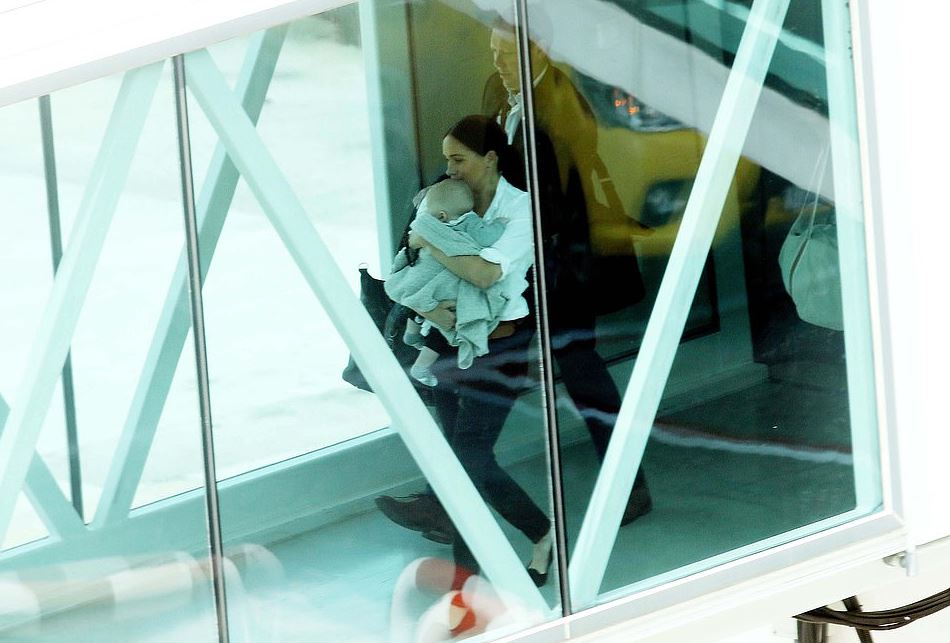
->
443, 135, 496, 192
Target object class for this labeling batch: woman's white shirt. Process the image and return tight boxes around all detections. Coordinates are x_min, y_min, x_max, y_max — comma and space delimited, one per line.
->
478, 176, 534, 321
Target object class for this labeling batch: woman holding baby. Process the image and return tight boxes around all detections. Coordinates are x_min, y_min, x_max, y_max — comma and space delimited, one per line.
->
379, 115, 553, 586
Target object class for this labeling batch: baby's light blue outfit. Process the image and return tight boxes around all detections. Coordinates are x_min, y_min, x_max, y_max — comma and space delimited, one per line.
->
385, 212, 509, 369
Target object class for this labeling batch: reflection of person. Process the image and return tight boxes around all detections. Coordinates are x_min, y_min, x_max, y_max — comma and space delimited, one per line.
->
391, 557, 543, 642
485, 17, 653, 521
377, 116, 554, 586
385, 179, 509, 386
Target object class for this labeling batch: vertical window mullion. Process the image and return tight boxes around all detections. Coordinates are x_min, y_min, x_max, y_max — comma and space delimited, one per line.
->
514, 0, 574, 617
171, 53, 230, 643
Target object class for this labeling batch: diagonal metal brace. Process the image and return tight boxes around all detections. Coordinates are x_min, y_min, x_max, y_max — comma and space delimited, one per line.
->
93, 28, 288, 528
184, 48, 548, 612
569, 0, 793, 607
0, 63, 163, 544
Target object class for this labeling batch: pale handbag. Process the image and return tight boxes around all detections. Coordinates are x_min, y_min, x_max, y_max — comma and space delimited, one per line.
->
778, 150, 844, 331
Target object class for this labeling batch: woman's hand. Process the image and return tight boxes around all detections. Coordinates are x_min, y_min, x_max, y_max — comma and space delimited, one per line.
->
424, 245, 502, 290
408, 231, 430, 250
418, 300, 457, 330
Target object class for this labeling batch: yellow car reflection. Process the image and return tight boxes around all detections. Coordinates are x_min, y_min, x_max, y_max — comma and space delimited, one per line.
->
594, 125, 760, 258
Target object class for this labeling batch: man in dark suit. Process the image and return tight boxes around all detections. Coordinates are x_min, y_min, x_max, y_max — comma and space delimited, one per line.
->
485, 18, 652, 518
376, 17, 652, 546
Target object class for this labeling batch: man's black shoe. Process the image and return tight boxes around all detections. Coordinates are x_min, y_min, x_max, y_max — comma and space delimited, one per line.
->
375, 493, 456, 542
620, 487, 653, 526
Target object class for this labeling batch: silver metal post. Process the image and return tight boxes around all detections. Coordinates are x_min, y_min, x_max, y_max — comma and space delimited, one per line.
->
171, 54, 229, 643
38, 94, 84, 519
514, 0, 573, 616
797, 620, 828, 643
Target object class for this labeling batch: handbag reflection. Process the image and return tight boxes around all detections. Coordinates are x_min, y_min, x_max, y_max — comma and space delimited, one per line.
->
341, 265, 428, 400
778, 149, 844, 331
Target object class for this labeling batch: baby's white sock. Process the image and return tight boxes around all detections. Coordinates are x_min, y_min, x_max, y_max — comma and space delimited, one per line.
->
410, 347, 439, 387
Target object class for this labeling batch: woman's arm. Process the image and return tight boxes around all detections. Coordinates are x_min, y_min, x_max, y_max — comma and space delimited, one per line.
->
408, 232, 502, 289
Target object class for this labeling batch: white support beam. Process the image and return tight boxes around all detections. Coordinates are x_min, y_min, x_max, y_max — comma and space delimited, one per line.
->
569, 0, 792, 607
0, 395, 86, 541
0, 63, 163, 543
357, 0, 421, 270
0, 0, 352, 107
24, 457, 86, 539
183, 49, 547, 613
821, 0, 882, 511
94, 28, 288, 528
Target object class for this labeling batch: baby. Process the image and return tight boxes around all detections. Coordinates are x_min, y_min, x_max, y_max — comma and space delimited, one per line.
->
385, 179, 508, 386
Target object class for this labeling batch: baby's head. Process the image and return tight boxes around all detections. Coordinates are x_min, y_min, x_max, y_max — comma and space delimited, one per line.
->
420, 180, 474, 222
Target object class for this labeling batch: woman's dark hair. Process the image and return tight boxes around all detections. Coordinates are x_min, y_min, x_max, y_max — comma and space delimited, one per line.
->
446, 115, 526, 190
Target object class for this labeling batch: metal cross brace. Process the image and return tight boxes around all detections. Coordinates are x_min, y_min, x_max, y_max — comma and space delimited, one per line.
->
93, 27, 289, 528
0, 64, 164, 543
569, 0, 794, 607
183, 48, 548, 612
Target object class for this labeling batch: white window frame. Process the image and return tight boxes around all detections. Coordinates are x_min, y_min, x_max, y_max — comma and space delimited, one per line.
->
0, 0, 907, 640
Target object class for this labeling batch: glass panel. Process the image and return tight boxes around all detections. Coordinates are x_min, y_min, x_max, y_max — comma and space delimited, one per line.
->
0, 64, 218, 638
0, 97, 56, 550
190, 5, 560, 639
523, 0, 882, 609
187, 12, 389, 473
